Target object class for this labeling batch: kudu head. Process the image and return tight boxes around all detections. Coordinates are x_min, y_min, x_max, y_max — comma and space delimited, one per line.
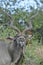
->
7, 21, 32, 48
4, 15, 33, 48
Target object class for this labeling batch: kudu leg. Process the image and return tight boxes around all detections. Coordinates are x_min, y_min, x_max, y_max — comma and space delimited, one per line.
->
15, 54, 24, 65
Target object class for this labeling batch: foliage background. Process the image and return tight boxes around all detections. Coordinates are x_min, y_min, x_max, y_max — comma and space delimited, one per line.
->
0, 0, 43, 65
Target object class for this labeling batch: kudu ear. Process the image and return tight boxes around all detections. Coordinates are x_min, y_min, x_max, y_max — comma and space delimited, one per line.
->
24, 30, 33, 42
6, 34, 19, 41
6, 36, 14, 40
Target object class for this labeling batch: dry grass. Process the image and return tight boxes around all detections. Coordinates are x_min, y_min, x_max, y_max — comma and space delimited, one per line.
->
35, 46, 43, 60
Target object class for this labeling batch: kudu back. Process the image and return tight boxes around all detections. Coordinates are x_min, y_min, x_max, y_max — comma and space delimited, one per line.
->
0, 40, 11, 65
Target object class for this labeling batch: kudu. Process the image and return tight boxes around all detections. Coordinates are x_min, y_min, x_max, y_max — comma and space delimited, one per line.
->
6, 19, 32, 65
6, 17, 32, 65
0, 8, 38, 65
